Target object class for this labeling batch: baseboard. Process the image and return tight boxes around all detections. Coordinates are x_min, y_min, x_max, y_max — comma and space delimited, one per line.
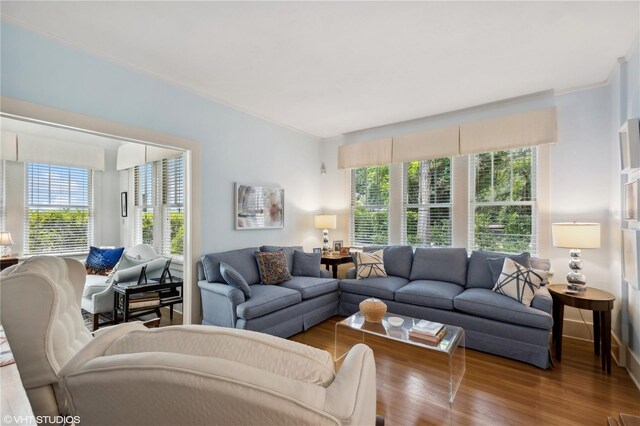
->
563, 318, 640, 391
562, 317, 594, 341
626, 347, 640, 392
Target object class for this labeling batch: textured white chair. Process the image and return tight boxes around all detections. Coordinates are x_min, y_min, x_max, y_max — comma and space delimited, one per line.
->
1, 256, 377, 425
0, 256, 145, 417
82, 244, 167, 330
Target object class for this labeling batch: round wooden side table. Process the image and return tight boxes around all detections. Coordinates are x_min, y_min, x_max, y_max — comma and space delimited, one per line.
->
548, 284, 615, 374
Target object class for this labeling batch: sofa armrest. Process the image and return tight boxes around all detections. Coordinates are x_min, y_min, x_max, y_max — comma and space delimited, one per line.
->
531, 285, 552, 315
345, 267, 357, 279
323, 343, 376, 425
198, 281, 245, 327
319, 268, 331, 279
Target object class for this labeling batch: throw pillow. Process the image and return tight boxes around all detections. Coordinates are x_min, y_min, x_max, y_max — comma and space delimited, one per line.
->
485, 252, 532, 285
255, 251, 292, 285
356, 250, 387, 279
292, 250, 321, 277
492, 258, 549, 306
220, 262, 252, 297
85, 246, 125, 276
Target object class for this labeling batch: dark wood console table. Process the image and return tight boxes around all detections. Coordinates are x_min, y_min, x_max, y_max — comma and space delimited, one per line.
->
113, 279, 183, 324
321, 254, 353, 279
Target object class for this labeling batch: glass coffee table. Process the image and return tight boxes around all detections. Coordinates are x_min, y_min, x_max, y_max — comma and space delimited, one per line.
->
335, 312, 465, 403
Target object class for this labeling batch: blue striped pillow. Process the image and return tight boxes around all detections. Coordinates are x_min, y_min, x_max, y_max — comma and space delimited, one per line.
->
86, 246, 125, 276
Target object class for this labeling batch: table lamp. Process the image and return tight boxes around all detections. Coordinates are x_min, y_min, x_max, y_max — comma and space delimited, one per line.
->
0, 231, 14, 257
315, 214, 337, 252
552, 222, 601, 291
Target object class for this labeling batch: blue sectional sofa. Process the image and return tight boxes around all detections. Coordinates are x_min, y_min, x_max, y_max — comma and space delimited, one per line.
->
198, 244, 553, 369
340, 246, 553, 368
198, 246, 339, 338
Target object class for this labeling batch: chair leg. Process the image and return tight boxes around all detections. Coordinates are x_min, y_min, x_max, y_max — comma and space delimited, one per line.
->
92, 313, 99, 331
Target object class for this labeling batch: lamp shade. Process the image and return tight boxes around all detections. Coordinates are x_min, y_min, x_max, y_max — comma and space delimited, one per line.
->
552, 223, 600, 249
315, 214, 337, 229
0, 231, 14, 246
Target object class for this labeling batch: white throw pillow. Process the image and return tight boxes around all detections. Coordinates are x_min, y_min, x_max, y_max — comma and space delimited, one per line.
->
356, 250, 387, 279
492, 258, 548, 306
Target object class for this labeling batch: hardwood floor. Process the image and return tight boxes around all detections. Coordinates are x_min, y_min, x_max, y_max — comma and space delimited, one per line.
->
290, 316, 640, 426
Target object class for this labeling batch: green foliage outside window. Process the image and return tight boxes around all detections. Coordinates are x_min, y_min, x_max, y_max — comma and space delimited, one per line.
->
404, 158, 451, 247
473, 148, 534, 253
28, 209, 88, 253
352, 166, 389, 245
170, 211, 184, 255
141, 211, 154, 245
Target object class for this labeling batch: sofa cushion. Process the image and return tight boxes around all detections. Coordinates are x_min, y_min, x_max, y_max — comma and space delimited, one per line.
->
255, 251, 292, 285
409, 247, 468, 286
292, 250, 321, 277
353, 245, 414, 279
82, 274, 109, 298
395, 280, 465, 310
454, 288, 552, 330
356, 250, 387, 279
339, 276, 409, 300
492, 258, 548, 306
201, 247, 261, 284
85, 246, 125, 276
220, 262, 252, 298
260, 245, 302, 274
466, 250, 531, 289
236, 285, 302, 320
279, 276, 338, 300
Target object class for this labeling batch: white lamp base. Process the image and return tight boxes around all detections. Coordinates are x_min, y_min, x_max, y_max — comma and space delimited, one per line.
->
322, 229, 330, 252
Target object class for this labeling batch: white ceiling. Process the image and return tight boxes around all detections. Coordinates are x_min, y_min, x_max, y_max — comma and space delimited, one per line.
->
2, 2, 639, 139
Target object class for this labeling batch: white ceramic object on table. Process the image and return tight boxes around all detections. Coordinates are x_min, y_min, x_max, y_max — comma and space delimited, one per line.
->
388, 316, 404, 327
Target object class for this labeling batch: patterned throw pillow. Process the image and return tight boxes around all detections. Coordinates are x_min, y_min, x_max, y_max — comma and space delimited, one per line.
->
255, 251, 292, 285
492, 258, 548, 306
356, 250, 387, 279
85, 246, 125, 276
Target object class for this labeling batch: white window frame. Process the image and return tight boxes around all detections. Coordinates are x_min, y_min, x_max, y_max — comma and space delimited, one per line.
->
401, 158, 453, 247
349, 165, 390, 247
468, 147, 537, 255
23, 162, 94, 255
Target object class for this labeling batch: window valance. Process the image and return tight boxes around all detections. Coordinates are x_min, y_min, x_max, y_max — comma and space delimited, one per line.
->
1, 133, 106, 170
392, 125, 459, 163
459, 107, 557, 155
338, 137, 392, 169
337, 107, 557, 169
116, 143, 182, 170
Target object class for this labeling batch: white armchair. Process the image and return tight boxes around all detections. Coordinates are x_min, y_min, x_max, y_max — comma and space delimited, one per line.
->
1, 256, 378, 425
82, 244, 167, 330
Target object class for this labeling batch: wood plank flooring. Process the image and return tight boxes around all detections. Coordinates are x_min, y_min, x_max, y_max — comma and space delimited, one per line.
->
290, 316, 640, 426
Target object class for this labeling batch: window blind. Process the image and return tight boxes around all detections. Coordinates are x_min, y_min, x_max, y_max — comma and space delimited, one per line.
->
350, 165, 389, 246
402, 158, 452, 247
134, 162, 155, 247
24, 163, 93, 255
469, 148, 537, 254
162, 156, 184, 257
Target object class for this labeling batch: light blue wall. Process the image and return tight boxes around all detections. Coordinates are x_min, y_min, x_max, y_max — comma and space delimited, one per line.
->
1, 23, 324, 254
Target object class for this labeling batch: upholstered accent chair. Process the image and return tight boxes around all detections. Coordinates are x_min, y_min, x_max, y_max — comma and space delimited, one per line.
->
82, 243, 167, 330
1, 256, 377, 425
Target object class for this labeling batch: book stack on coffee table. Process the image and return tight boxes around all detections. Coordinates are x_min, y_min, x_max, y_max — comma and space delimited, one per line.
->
408, 319, 446, 344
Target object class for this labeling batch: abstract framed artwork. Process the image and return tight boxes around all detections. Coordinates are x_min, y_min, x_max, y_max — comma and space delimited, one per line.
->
625, 180, 640, 221
235, 183, 284, 230
622, 229, 640, 290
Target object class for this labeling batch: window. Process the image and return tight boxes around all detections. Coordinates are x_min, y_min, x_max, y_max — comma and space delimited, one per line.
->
350, 165, 389, 246
134, 162, 155, 246
161, 156, 184, 257
24, 163, 93, 254
134, 155, 184, 258
402, 158, 452, 247
469, 148, 536, 254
